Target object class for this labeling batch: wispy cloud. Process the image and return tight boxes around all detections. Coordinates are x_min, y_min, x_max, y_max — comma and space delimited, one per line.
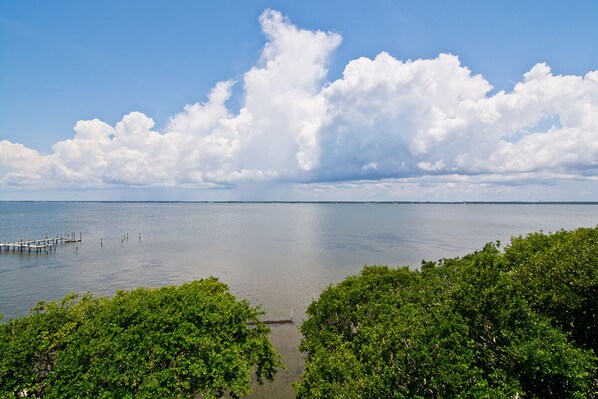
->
1, 9, 597, 199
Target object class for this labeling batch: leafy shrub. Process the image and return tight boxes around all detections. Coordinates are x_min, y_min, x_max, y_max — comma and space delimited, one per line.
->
297, 227, 598, 398
0, 278, 282, 398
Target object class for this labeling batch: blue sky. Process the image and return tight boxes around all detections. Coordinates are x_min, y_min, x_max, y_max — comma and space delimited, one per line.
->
1, 1, 597, 201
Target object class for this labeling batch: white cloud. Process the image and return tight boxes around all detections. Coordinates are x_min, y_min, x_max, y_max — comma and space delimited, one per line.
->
0, 140, 53, 185
1, 9, 597, 199
317, 52, 494, 180
318, 54, 598, 183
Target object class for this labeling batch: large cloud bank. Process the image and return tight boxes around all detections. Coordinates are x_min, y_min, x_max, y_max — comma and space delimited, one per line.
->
1, 10, 597, 197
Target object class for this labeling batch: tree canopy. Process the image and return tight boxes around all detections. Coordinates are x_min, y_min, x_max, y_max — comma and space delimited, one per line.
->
296, 227, 598, 398
0, 278, 282, 398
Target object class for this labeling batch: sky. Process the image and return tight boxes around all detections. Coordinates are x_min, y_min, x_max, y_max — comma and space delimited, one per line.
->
1, 0, 597, 201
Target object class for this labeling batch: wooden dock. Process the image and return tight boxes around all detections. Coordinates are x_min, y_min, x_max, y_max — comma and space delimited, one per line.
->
0, 234, 81, 254
247, 319, 293, 326
247, 309, 294, 325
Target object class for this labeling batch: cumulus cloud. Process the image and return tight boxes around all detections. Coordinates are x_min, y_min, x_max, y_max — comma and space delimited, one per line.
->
1, 9, 597, 198
317, 54, 598, 183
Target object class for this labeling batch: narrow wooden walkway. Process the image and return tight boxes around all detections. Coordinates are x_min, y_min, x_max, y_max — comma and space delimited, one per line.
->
247, 319, 293, 326
0, 234, 81, 254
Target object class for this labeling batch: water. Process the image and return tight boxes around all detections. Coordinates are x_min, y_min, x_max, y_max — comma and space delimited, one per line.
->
1, 202, 597, 397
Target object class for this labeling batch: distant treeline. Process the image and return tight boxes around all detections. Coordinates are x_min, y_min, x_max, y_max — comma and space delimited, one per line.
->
3, 200, 598, 204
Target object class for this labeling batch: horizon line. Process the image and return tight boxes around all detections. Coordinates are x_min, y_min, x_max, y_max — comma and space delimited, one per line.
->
1, 200, 598, 205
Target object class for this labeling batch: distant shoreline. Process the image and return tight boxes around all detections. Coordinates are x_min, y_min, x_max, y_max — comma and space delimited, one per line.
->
1, 201, 598, 205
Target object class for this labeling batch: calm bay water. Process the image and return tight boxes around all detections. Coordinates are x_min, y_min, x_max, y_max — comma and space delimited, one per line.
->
1, 202, 597, 397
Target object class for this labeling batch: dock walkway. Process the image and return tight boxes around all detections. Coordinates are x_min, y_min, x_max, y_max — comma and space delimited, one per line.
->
0, 234, 81, 254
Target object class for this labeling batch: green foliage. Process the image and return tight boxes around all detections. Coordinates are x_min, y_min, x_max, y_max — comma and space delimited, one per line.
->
0, 278, 282, 398
297, 228, 598, 398
504, 227, 598, 352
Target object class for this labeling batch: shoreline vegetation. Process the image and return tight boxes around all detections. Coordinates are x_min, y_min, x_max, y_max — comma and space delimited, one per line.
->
0, 279, 282, 398
2, 200, 598, 205
297, 226, 598, 398
2, 226, 597, 397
